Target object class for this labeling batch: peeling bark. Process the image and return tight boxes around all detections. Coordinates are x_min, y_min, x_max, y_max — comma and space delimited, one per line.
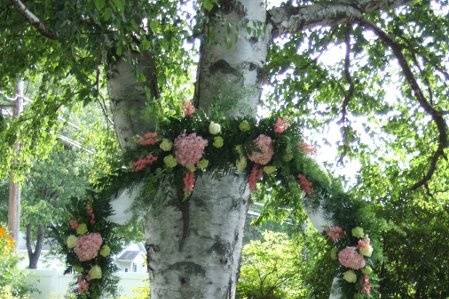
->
108, 52, 159, 149
145, 174, 250, 299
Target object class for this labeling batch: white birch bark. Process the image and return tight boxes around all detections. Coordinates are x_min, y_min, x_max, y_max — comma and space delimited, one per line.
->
109, 1, 269, 298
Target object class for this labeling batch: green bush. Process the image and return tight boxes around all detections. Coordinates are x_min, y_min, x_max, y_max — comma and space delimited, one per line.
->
237, 231, 307, 299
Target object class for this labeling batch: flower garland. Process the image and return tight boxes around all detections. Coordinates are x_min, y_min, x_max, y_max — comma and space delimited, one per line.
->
57, 100, 382, 298
52, 195, 121, 299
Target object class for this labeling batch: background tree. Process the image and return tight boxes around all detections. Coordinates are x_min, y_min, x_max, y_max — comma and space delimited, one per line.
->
0, 0, 448, 298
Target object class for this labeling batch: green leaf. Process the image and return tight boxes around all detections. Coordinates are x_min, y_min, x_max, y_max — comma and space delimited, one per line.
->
94, 0, 105, 11
112, 0, 124, 13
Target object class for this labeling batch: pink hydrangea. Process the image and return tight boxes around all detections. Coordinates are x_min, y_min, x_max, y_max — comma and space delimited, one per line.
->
132, 154, 158, 171
338, 246, 366, 270
274, 117, 289, 134
248, 165, 263, 192
138, 132, 159, 146
298, 174, 313, 195
298, 142, 316, 155
326, 226, 345, 242
174, 133, 208, 166
248, 134, 274, 165
183, 172, 196, 194
361, 275, 371, 295
77, 277, 89, 294
73, 233, 103, 262
183, 101, 196, 117
69, 219, 79, 230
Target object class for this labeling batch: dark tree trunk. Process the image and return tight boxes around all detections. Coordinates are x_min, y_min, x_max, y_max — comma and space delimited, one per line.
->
26, 223, 44, 269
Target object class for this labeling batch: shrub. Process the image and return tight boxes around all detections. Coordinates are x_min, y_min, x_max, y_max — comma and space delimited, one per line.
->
0, 225, 29, 298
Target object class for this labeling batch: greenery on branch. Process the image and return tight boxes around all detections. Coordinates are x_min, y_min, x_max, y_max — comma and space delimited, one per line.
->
51, 195, 122, 299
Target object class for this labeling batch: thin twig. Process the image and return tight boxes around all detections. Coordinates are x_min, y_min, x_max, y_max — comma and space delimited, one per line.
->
355, 17, 448, 190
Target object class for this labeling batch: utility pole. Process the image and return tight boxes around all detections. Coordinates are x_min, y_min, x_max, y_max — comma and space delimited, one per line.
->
8, 79, 24, 250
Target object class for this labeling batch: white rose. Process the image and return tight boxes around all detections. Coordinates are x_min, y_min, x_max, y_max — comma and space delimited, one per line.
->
209, 122, 221, 135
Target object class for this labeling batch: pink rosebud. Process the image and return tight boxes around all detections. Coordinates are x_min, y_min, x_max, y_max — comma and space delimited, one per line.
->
298, 142, 316, 155
248, 134, 274, 165
77, 277, 89, 294
183, 172, 196, 194
297, 174, 313, 195
183, 101, 196, 117
138, 132, 159, 146
326, 226, 345, 242
132, 154, 158, 171
338, 246, 366, 270
248, 165, 263, 192
274, 117, 289, 134
361, 275, 371, 295
69, 219, 79, 230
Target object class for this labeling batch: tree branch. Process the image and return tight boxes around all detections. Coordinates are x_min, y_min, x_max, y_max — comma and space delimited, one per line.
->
355, 18, 448, 190
268, 0, 411, 37
10, 0, 57, 39
340, 23, 355, 125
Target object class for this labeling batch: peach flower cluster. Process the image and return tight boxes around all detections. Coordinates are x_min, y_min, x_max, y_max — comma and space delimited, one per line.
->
138, 132, 159, 146
297, 174, 313, 195
248, 134, 274, 165
326, 226, 345, 242
133, 154, 158, 171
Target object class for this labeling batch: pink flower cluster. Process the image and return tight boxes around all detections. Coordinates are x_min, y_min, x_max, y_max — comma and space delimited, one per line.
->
183, 172, 196, 194
297, 174, 313, 195
274, 117, 289, 134
138, 132, 159, 146
361, 274, 371, 295
183, 101, 196, 117
69, 219, 79, 230
298, 142, 316, 155
248, 134, 274, 165
86, 204, 95, 225
338, 246, 366, 270
174, 133, 208, 166
133, 154, 158, 171
326, 226, 345, 242
74, 233, 103, 262
248, 165, 263, 192
77, 277, 89, 293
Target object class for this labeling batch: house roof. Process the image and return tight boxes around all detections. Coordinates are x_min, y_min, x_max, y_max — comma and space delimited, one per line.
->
117, 250, 140, 261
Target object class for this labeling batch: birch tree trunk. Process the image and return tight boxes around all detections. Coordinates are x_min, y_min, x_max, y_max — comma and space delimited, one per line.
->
108, 1, 269, 298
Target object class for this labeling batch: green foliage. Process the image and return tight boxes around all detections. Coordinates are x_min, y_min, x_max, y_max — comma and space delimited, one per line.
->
238, 231, 308, 299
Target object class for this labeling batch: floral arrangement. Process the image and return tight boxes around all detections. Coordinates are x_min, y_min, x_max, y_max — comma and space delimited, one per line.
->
52, 195, 121, 299
59, 100, 382, 298
325, 225, 378, 297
